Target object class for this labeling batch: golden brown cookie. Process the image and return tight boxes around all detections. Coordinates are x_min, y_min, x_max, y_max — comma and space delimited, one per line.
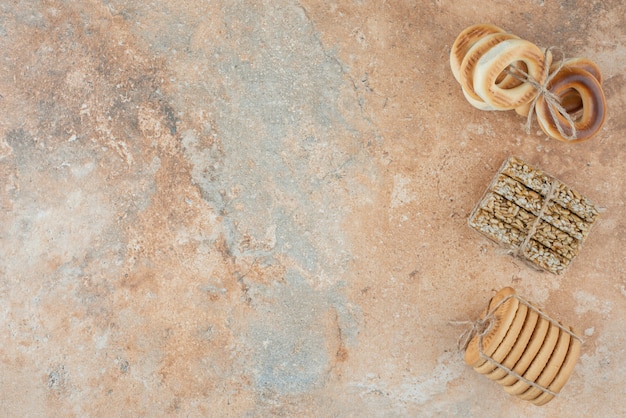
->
464, 287, 519, 367
486, 304, 539, 381
518, 324, 571, 400
497, 315, 550, 386
552, 57, 602, 84
504, 319, 560, 395
535, 66, 606, 143
532, 327, 582, 405
473, 301, 528, 375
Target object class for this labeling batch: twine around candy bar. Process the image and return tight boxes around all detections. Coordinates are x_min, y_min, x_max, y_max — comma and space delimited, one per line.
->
450, 293, 583, 398
515, 179, 558, 261
504, 47, 578, 141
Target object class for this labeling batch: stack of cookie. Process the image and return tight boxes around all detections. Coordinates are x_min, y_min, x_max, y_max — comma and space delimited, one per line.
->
450, 24, 607, 143
464, 287, 582, 406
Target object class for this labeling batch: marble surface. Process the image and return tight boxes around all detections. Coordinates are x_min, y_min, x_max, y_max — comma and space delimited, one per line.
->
1, 1, 624, 416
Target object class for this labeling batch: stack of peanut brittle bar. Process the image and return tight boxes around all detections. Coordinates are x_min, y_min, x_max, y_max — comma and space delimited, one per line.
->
468, 157, 599, 274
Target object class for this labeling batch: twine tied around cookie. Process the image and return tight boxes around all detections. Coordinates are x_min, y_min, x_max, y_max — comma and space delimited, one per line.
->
504, 47, 578, 141
449, 293, 506, 353
477, 329, 559, 397
450, 293, 584, 398
450, 316, 495, 352
479, 295, 583, 397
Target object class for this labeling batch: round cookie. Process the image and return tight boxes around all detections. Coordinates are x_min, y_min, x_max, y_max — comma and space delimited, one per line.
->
473, 38, 549, 110
473, 302, 529, 375
458, 32, 520, 110
450, 23, 505, 82
504, 319, 560, 395
465, 287, 519, 368
535, 66, 606, 143
548, 58, 601, 118
532, 327, 582, 406
497, 315, 550, 386
518, 324, 571, 400
487, 304, 539, 381
552, 57, 602, 84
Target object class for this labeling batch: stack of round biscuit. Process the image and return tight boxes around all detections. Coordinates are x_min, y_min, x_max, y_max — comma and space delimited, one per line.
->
464, 287, 582, 406
450, 24, 607, 143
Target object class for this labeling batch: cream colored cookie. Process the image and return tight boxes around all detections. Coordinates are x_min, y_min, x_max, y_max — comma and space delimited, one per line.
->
450, 23, 506, 83
473, 39, 549, 110
458, 32, 520, 110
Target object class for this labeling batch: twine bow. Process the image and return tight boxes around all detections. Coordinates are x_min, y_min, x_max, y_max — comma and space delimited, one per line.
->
451, 316, 495, 352
505, 47, 578, 141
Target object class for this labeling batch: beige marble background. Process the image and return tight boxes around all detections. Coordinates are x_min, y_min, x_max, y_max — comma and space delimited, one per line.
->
0, 0, 624, 416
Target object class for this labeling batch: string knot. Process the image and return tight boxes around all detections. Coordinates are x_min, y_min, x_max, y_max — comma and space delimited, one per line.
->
505, 47, 577, 141
451, 315, 495, 352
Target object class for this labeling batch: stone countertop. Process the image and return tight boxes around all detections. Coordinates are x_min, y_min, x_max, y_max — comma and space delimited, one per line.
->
0, 1, 624, 416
